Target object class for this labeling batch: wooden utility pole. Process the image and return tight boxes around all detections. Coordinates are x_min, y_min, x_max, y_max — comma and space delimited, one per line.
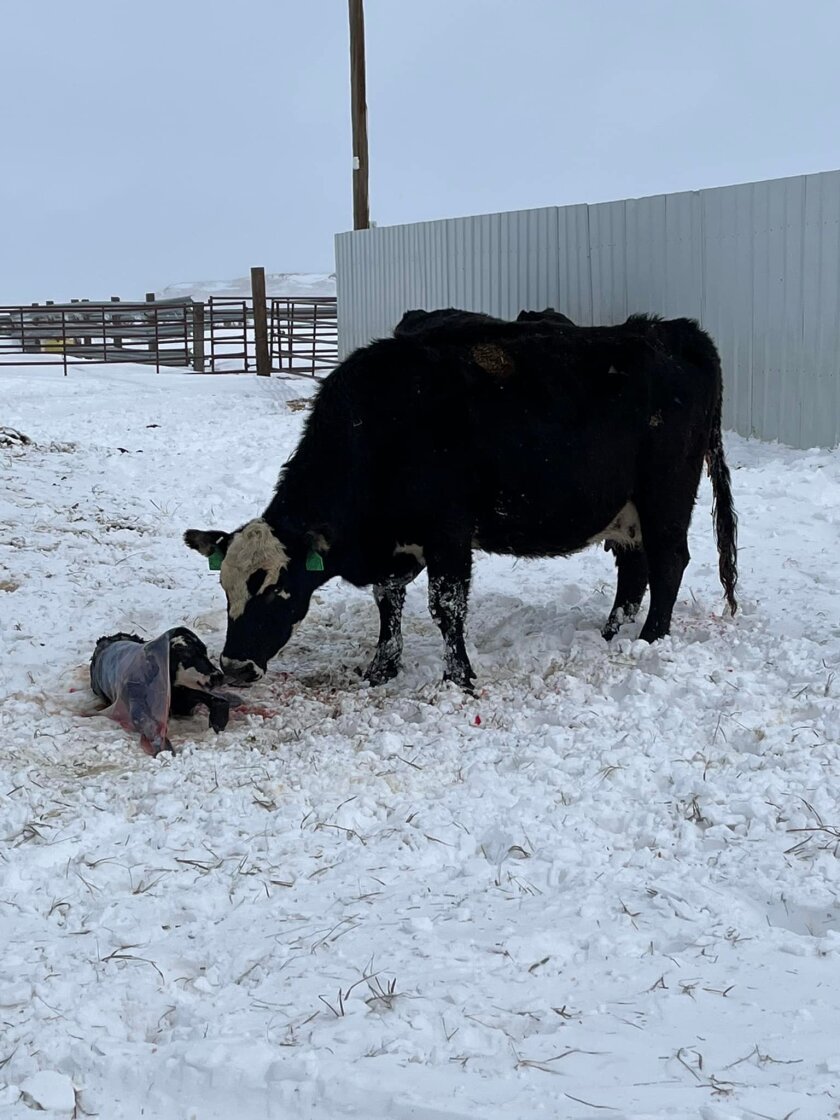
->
348, 0, 370, 229
251, 266, 271, 377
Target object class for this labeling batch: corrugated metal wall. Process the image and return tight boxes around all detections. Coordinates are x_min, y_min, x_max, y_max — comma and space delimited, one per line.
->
335, 169, 840, 449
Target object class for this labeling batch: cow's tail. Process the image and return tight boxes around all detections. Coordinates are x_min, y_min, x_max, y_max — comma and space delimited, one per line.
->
706, 392, 738, 616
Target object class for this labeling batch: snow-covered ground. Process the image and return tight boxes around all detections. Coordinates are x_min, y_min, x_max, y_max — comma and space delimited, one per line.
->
2, 361, 840, 1120
156, 273, 336, 301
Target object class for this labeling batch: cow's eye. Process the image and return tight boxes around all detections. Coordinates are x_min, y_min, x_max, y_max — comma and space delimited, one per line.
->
247, 568, 268, 596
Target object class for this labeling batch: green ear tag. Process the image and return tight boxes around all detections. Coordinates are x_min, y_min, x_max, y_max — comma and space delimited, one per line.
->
208, 547, 223, 571
305, 550, 324, 572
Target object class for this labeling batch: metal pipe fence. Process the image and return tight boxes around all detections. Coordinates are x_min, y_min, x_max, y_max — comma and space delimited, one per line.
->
0, 294, 338, 377
207, 297, 252, 373
0, 298, 194, 373
270, 297, 338, 376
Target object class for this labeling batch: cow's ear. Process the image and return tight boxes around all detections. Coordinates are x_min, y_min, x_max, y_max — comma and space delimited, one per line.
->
306, 526, 333, 551
184, 529, 231, 558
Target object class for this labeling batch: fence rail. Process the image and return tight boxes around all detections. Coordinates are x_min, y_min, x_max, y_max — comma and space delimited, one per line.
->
0, 286, 338, 378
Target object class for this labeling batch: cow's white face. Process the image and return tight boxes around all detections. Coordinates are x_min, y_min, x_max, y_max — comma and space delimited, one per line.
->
184, 520, 324, 682
220, 519, 290, 620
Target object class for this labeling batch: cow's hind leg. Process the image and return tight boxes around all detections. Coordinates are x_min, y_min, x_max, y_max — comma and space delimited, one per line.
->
602, 545, 649, 640
429, 574, 474, 689
637, 530, 690, 642
426, 545, 475, 689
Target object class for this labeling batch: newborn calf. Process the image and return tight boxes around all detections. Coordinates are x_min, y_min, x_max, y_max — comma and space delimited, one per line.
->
90, 627, 238, 755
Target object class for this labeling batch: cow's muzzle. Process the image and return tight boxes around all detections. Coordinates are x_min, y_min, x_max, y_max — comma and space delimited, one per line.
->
220, 655, 264, 684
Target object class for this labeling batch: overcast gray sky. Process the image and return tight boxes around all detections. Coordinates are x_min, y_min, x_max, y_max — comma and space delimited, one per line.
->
3, 0, 840, 303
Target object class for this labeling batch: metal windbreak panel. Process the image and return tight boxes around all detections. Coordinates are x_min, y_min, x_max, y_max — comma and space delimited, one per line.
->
663, 190, 704, 321
624, 193, 669, 317
700, 182, 755, 436
487, 207, 560, 318
335, 230, 365, 357
802, 171, 840, 449
336, 171, 840, 447
588, 199, 628, 325
747, 175, 806, 447
557, 204, 592, 325
621, 190, 704, 323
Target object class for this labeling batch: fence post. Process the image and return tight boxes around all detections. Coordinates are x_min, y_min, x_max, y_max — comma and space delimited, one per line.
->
153, 301, 161, 373
193, 302, 205, 372
111, 295, 123, 349
81, 299, 91, 347
251, 266, 270, 377
146, 292, 156, 355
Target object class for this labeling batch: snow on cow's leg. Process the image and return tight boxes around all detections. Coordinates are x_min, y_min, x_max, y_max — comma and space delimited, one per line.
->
603, 546, 649, 640
365, 577, 409, 685
366, 551, 425, 685
426, 547, 475, 689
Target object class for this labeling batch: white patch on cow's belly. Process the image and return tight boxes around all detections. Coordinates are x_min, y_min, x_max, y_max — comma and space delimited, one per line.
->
394, 542, 425, 564
588, 501, 643, 549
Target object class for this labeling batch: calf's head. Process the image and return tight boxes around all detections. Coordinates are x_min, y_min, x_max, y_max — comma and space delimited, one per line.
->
184, 519, 326, 683
164, 627, 224, 690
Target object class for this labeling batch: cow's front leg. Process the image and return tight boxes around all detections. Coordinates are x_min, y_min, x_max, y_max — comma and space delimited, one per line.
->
365, 576, 410, 685
170, 686, 232, 732
427, 551, 474, 689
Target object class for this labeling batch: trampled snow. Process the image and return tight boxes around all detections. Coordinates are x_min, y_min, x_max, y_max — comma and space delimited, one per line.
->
1, 361, 840, 1119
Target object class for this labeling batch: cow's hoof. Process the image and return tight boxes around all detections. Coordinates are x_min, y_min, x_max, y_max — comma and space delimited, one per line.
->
364, 657, 401, 686
637, 629, 664, 644
442, 668, 476, 693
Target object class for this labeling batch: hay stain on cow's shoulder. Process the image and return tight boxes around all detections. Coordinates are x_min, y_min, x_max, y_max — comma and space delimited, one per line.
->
470, 343, 515, 379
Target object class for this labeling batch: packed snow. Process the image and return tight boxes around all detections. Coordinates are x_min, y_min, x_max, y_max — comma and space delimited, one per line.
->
2, 360, 840, 1120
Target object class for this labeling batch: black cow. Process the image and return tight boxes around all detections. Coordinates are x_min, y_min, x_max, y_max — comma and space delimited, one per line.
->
516, 308, 576, 327
394, 308, 503, 337
395, 307, 576, 337
185, 315, 738, 689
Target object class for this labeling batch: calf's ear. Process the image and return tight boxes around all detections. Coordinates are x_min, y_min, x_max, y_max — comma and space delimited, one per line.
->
184, 529, 232, 557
